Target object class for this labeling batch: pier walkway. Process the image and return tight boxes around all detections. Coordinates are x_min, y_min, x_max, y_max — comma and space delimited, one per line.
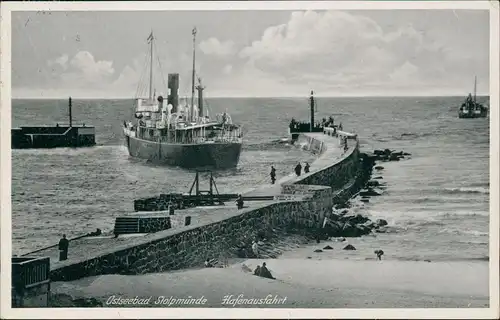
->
21, 132, 351, 272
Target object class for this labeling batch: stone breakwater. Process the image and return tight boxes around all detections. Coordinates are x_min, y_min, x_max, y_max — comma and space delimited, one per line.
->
49, 132, 377, 282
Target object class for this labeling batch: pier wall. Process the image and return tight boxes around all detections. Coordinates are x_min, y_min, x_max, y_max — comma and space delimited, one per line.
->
50, 132, 364, 281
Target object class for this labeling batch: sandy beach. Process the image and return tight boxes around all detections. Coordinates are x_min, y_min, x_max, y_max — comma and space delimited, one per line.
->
51, 257, 489, 308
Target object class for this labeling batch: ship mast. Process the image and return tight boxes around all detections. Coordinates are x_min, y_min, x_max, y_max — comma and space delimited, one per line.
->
310, 90, 315, 132
473, 75, 477, 103
191, 27, 197, 122
148, 31, 154, 101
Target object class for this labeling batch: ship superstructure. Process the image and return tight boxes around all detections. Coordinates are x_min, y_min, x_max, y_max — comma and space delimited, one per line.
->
123, 28, 243, 169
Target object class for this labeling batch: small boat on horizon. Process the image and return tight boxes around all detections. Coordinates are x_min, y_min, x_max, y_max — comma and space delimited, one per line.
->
458, 76, 488, 119
122, 28, 243, 169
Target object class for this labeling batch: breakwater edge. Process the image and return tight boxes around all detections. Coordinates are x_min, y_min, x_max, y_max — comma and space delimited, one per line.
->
39, 129, 382, 281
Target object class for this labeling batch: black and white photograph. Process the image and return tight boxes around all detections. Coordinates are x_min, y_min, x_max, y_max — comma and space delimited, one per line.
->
1, 1, 499, 319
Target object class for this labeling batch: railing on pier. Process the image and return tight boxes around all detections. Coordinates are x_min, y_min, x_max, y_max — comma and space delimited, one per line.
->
12, 257, 50, 289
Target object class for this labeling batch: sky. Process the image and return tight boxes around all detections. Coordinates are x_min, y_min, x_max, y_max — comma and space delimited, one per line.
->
11, 9, 490, 98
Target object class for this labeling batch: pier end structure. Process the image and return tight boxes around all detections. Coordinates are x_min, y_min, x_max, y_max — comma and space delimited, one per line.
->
20, 129, 366, 282
11, 97, 96, 149
11, 257, 51, 307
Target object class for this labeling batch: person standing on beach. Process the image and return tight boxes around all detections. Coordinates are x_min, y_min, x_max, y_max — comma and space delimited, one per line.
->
58, 234, 69, 261
304, 162, 310, 173
294, 163, 302, 176
270, 166, 276, 184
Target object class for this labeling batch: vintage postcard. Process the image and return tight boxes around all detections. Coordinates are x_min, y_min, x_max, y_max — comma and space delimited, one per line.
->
1, 1, 499, 319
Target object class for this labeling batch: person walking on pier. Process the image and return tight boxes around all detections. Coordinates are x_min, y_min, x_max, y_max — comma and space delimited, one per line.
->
236, 194, 244, 209
270, 166, 276, 184
304, 162, 310, 173
295, 163, 302, 176
58, 234, 69, 261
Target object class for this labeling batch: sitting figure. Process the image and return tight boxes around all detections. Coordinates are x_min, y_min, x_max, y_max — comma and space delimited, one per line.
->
253, 265, 261, 276
257, 262, 275, 279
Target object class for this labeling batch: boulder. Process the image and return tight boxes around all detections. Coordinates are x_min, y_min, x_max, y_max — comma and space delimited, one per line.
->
329, 213, 341, 221
360, 189, 381, 197
323, 220, 343, 237
347, 214, 370, 225
314, 249, 323, 253
343, 244, 356, 250
340, 222, 370, 237
323, 245, 333, 250
375, 166, 384, 170
373, 149, 385, 155
360, 199, 369, 203
389, 154, 400, 161
376, 219, 388, 227
373, 176, 383, 180
366, 180, 381, 187
403, 152, 411, 156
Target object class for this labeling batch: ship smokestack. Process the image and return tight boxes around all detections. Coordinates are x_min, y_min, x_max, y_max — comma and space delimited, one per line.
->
167, 73, 179, 113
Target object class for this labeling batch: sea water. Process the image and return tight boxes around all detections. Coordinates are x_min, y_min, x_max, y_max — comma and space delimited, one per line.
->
11, 96, 490, 264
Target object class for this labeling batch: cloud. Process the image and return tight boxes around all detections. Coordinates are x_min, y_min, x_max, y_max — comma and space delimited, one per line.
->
47, 54, 69, 70
48, 51, 116, 90
236, 10, 487, 95
199, 38, 236, 56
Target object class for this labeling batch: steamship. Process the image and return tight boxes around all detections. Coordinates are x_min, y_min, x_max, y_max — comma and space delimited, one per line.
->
458, 76, 488, 119
123, 28, 243, 169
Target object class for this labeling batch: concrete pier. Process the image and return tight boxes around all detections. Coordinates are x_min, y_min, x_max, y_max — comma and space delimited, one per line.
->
20, 130, 365, 282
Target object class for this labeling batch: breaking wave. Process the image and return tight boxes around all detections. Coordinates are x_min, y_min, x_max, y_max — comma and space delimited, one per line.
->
443, 187, 489, 195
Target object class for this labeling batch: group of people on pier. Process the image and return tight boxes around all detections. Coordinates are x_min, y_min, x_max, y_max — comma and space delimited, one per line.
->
294, 162, 310, 177
268, 161, 311, 184
289, 116, 342, 133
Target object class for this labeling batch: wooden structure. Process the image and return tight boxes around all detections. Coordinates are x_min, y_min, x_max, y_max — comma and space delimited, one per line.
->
12, 257, 51, 307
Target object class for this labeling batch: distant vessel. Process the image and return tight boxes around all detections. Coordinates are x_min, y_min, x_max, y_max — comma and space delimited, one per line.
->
11, 97, 96, 149
122, 28, 243, 169
458, 76, 488, 119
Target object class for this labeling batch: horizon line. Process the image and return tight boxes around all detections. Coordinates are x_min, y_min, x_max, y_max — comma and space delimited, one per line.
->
11, 93, 491, 100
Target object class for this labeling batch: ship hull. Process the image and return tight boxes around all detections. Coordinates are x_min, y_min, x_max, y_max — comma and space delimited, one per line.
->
125, 134, 242, 169
458, 112, 487, 119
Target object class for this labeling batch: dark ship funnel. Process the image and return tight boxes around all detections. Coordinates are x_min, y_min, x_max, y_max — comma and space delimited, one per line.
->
167, 73, 179, 113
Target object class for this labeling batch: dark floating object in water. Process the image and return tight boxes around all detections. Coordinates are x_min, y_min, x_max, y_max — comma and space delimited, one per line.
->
343, 244, 356, 250
323, 245, 333, 250
374, 166, 384, 170
424, 259, 431, 262
314, 249, 323, 253
360, 199, 369, 203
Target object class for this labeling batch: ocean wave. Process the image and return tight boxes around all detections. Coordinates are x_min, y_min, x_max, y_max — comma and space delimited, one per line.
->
243, 140, 292, 151
439, 228, 489, 237
394, 256, 489, 262
392, 132, 434, 140
443, 187, 489, 195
